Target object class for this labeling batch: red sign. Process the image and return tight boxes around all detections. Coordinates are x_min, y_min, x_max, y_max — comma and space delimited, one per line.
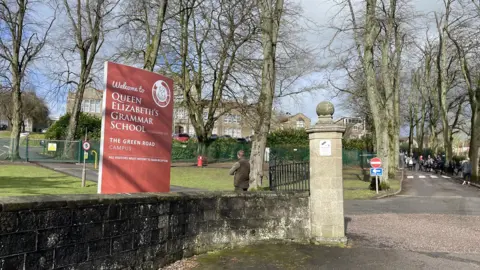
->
82, 141, 91, 151
98, 62, 174, 194
370, 157, 382, 168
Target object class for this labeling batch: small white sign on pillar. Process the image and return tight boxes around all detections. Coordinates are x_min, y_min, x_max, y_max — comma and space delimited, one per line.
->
319, 140, 332, 156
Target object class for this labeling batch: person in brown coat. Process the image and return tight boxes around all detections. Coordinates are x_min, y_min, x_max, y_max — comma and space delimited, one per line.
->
229, 150, 250, 191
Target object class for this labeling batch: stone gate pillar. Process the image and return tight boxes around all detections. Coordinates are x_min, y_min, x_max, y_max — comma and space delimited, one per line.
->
307, 101, 346, 243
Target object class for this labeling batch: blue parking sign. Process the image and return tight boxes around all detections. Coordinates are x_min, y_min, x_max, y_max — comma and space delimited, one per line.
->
370, 168, 383, 176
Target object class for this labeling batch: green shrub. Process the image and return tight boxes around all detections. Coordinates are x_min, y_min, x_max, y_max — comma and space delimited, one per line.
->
207, 138, 250, 161
170, 138, 251, 162
379, 181, 390, 190
269, 146, 309, 162
45, 113, 101, 140
343, 137, 372, 151
171, 140, 197, 161
267, 129, 308, 148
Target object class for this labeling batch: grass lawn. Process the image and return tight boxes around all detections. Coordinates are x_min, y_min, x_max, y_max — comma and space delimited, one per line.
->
171, 166, 239, 191
172, 166, 400, 199
343, 167, 401, 199
0, 131, 45, 139
0, 165, 400, 199
0, 165, 97, 197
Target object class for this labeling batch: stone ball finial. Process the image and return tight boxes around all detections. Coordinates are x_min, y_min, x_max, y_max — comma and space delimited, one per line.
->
316, 101, 335, 118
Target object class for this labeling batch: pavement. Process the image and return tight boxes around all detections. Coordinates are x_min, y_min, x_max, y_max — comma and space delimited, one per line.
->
0, 138, 8, 159
164, 169, 480, 269
0, 137, 57, 161
35, 162, 203, 193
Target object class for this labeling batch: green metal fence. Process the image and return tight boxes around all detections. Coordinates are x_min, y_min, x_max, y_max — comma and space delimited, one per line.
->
22, 139, 83, 163
10, 137, 374, 167
171, 142, 251, 163
268, 147, 374, 167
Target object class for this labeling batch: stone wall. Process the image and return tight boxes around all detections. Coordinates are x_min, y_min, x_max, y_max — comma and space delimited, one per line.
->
0, 191, 310, 269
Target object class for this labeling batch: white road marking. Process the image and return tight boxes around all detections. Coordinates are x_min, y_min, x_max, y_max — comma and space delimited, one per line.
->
419, 175, 426, 178
396, 195, 462, 198
407, 176, 414, 179
430, 175, 438, 178
2, 146, 9, 149
441, 175, 450, 178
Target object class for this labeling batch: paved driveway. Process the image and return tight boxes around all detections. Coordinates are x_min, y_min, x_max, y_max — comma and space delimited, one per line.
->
345, 169, 480, 256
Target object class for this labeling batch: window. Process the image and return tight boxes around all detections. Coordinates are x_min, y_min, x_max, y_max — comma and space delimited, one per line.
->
94, 100, 101, 113
203, 111, 208, 121
224, 114, 232, 123
296, 119, 305, 129
175, 108, 187, 120
83, 100, 90, 113
174, 94, 184, 103
225, 128, 241, 138
232, 114, 241, 123
224, 114, 240, 124
81, 99, 101, 113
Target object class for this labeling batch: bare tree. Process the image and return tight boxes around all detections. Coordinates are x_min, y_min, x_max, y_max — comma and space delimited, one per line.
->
327, 0, 412, 181
378, 0, 406, 177
246, 0, 284, 188
159, 0, 258, 156
435, 0, 455, 162
59, 0, 118, 149
116, 0, 168, 71
0, 0, 55, 159
446, 0, 480, 180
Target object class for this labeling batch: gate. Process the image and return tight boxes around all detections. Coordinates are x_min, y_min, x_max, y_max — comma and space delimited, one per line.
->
268, 148, 310, 192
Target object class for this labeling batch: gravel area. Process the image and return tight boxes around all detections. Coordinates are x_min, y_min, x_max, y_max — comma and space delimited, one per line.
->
159, 256, 198, 270
347, 213, 480, 254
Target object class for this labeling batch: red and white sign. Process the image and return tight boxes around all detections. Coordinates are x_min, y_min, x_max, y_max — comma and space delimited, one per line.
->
370, 157, 382, 168
98, 62, 174, 194
82, 141, 91, 151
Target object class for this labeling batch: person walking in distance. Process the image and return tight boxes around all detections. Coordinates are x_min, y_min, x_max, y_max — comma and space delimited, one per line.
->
462, 158, 472, 185
229, 150, 250, 191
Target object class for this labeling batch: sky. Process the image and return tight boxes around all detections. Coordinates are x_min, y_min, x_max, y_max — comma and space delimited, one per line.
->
33, 0, 445, 125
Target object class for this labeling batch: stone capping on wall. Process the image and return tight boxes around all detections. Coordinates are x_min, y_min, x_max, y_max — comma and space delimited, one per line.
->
0, 191, 310, 269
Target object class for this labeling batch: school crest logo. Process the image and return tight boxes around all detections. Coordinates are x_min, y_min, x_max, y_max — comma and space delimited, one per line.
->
152, 80, 171, 108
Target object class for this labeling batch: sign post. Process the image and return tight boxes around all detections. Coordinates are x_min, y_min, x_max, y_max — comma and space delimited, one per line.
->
370, 157, 382, 194
81, 137, 91, 188
98, 62, 174, 194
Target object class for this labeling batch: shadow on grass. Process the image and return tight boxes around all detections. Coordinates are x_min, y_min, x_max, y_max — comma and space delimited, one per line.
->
343, 167, 370, 182
0, 176, 96, 196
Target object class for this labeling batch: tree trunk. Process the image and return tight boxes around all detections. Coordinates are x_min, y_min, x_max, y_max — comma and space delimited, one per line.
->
249, 0, 283, 189
417, 102, 426, 152
64, 80, 88, 155
250, 132, 268, 188
9, 77, 22, 160
470, 104, 480, 182
436, 7, 452, 162
408, 110, 414, 156
196, 135, 210, 158
363, 0, 390, 181
143, 0, 168, 72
